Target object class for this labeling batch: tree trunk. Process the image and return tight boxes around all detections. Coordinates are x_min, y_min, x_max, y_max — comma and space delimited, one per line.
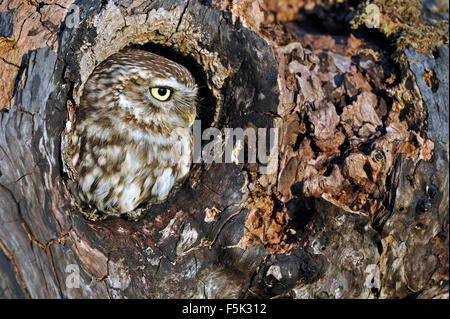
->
0, 0, 448, 299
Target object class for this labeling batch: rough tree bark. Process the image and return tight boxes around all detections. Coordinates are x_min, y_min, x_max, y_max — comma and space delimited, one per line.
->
0, 0, 448, 298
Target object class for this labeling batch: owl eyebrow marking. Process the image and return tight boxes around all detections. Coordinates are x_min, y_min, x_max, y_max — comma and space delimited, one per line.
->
150, 77, 197, 95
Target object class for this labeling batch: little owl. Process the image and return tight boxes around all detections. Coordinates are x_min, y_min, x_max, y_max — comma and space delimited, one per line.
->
63, 49, 197, 220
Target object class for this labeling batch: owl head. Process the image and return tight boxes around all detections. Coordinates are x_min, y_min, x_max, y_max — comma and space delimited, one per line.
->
81, 49, 198, 129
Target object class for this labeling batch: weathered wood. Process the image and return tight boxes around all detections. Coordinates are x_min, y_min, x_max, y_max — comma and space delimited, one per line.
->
0, 0, 448, 299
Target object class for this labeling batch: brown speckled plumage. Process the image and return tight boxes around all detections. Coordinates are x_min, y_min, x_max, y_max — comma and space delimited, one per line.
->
64, 49, 197, 220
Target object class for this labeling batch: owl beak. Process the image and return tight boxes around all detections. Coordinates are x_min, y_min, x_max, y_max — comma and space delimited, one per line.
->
180, 104, 197, 127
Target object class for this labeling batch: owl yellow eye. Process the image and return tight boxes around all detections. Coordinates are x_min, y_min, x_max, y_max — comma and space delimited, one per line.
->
150, 87, 172, 101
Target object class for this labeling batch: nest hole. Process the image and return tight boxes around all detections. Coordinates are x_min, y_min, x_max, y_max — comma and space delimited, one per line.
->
64, 42, 222, 221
